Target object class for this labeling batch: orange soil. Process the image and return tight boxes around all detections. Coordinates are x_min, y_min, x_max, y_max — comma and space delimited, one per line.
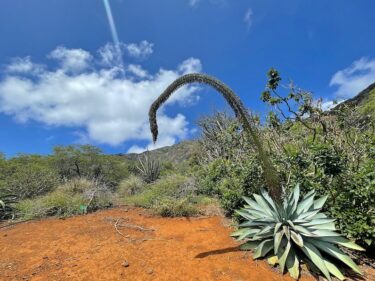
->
0, 208, 372, 281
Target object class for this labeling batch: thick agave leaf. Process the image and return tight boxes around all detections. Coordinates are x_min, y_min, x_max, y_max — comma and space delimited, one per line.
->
260, 188, 278, 213
252, 226, 274, 240
231, 228, 259, 240
245, 208, 272, 219
287, 220, 296, 228
278, 240, 291, 273
240, 241, 260, 250
274, 230, 284, 254
0, 200, 4, 209
235, 210, 254, 220
274, 222, 282, 235
307, 239, 362, 274
321, 236, 365, 251
290, 230, 304, 247
239, 220, 274, 228
313, 194, 328, 209
253, 194, 275, 217
243, 197, 271, 217
267, 255, 279, 266
309, 222, 337, 231
301, 241, 332, 281
310, 213, 328, 220
292, 184, 300, 207
323, 259, 345, 281
292, 225, 314, 236
310, 230, 341, 237
301, 218, 336, 227
283, 225, 291, 240
297, 191, 315, 214
286, 249, 300, 279
253, 239, 274, 259
298, 209, 321, 220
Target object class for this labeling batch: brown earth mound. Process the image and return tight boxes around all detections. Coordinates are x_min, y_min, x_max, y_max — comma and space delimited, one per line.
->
0, 208, 372, 281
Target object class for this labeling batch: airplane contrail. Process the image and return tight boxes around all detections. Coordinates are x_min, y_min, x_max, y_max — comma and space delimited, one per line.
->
103, 0, 123, 67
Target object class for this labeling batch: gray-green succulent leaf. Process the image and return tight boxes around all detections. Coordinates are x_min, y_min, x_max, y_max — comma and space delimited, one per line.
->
232, 184, 364, 280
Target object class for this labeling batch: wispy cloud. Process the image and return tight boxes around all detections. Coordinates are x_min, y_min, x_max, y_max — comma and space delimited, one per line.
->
244, 8, 253, 30
124, 40, 154, 59
330, 57, 375, 98
0, 43, 202, 152
188, 0, 200, 6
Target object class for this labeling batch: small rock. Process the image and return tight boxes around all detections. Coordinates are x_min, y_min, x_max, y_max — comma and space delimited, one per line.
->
146, 268, 153, 274
43, 256, 48, 259
122, 260, 130, 267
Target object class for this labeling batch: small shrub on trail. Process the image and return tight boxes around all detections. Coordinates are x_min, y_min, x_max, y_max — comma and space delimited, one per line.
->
124, 174, 204, 217
155, 198, 200, 217
17, 178, 113, 219
117, 175, 145, 197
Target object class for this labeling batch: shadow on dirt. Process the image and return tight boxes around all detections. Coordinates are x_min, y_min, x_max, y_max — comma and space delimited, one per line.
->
195, 246, 240, 258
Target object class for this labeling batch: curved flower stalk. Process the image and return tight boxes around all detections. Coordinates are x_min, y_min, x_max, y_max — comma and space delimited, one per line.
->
232, 184, 364, 280
149, 73, 282, 201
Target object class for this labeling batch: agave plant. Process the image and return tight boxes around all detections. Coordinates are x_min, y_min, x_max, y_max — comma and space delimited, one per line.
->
232, 184, 364, 280
0, 193, 17, 220
136, 153, 161, 184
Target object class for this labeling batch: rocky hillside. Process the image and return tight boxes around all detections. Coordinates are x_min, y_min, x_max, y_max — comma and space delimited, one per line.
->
120, 140, 199, 164
335, 82, 375, 118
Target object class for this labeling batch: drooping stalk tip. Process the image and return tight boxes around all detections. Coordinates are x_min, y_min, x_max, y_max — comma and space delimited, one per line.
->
148, 73, 282, 201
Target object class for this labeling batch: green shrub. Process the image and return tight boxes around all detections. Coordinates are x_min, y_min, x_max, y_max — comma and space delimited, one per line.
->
197, 157, 264, 215
17, 191, 86, 219
125, 174, 201, 217
52, 145, 130, 189
117, 175, 145, 197
57, 177, 97, 194
5, 165, 59, 199
17, 178, 113, 219
155, 198, 200, 217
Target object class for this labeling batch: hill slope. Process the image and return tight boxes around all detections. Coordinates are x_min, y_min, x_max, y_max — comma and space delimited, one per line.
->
336, 82, 375, 118
120, 140, 198, 164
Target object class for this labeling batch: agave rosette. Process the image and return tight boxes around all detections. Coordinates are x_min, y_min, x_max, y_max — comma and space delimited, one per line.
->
232, 184, 364, 280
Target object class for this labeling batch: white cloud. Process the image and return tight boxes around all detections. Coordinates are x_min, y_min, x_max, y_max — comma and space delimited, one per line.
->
330, 57, 375, 98
244, 8, 253, 29
0, 44, 202, 152
124, 40, 154, 59
48, 46, 92, 72
127, 64, 149, 78
6, 57, 44, 74
98, 43, 123, 67
321, 99, 344, 111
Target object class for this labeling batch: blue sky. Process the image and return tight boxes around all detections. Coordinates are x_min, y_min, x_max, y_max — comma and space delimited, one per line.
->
0, 0, 374, 156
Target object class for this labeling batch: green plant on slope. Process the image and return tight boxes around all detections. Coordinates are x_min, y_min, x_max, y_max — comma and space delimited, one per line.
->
0, 193, 17, 220
232, 184, 364, 280
136, 153, 161, 183
149, 73, 282, 202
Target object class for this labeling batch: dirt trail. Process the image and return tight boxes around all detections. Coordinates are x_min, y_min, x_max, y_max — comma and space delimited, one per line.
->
0, 208, 369, 281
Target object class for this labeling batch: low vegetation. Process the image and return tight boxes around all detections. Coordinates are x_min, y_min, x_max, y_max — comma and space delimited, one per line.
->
122, 174, 205, 217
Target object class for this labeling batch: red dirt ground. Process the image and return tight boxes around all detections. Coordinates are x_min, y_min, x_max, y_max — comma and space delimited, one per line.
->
0, 208, 373, 281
